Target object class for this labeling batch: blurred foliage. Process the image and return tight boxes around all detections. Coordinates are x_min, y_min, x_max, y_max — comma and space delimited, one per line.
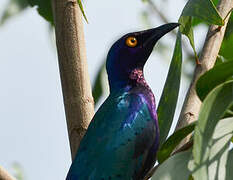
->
0, 0, 28, 25
0, 0, 88, 25
27, 0, 88, 24
27, 0, 53, 23
92, 62, 106, 105
12, 162, 25, 180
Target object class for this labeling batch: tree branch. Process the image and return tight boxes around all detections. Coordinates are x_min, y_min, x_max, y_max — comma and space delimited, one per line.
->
51, 0, 94, 160
0, 166, 16, 180
175, 0, 233, 146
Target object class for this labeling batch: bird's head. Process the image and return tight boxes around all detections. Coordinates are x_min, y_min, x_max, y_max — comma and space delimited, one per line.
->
106, 23, 179, 91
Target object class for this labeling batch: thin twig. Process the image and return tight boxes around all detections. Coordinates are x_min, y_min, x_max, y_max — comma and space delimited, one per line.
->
175, 0, 233, 147
51, 0, 94, 160
0, 166, 16, 180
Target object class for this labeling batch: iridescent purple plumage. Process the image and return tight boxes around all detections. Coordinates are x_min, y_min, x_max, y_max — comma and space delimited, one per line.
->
127, 68, 159, 179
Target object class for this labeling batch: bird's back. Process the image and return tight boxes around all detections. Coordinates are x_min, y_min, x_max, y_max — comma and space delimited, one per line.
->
66, 87, 159, 180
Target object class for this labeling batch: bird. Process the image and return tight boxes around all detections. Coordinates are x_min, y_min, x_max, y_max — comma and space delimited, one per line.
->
66, 23, 179, 180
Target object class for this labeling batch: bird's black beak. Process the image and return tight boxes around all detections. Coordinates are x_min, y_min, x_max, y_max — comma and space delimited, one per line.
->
142, 23, 180, 48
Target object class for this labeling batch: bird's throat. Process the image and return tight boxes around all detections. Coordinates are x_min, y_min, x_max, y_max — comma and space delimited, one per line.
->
129, 68, 148, 87
108, 68, 149, 92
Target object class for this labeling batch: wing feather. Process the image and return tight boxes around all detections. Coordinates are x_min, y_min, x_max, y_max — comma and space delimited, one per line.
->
66, 91, 157, 180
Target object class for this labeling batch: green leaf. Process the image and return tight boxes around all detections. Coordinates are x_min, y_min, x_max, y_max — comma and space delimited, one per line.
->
208, 118, 233, 180
179, 0, 224, 60
140, 11, 152, 29
152, 151, 192, 180
27, 0, 88, 23
181, 0, 224, 26
215, 55, 232, 66
178, 16, 194, 48
223, 104, 233, 118
212, 0, 218, 6
178, 16, 197, 60
153, 117, 233, 179
219, 33, 233, 61
192, 17, 206, 27
27, 0, 53, 23
0, 0, 28, 25
92, 62, 107, 105
157, 122, 195, 164
226, 149, 233, 180
190, 117, 233, 180
157, 32, 182, 145
12, 163, 25, 180
217, 14, 233, 61
77, 0, 88, 23
196, 61, 233, 101
224, 14, 233, 38
193, 81, 233, 166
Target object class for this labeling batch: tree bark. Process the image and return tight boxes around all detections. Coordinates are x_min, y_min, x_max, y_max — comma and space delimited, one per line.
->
51, 0, 94, 160
175, 0, 233, 146
0, 166, 16, 180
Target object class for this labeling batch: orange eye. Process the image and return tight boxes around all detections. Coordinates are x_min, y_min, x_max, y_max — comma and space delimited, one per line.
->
125, 36, 138, 47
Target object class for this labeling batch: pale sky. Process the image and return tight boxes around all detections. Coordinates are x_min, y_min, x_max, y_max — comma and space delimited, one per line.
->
0, 0, 193, 179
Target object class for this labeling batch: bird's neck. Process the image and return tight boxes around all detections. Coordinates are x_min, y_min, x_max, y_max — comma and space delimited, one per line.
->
129, 68, 148, 87
109, 68, 149, 93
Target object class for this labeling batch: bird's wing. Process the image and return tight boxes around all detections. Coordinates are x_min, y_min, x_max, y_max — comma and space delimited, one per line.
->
66, 91, 157, 180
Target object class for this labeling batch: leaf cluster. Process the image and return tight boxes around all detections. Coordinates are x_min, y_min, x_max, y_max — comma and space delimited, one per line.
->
150, 0, 233, 179
0, 0, 88, 25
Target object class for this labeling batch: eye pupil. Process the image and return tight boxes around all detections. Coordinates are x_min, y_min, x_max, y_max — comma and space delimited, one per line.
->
126, 36, 138, 47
